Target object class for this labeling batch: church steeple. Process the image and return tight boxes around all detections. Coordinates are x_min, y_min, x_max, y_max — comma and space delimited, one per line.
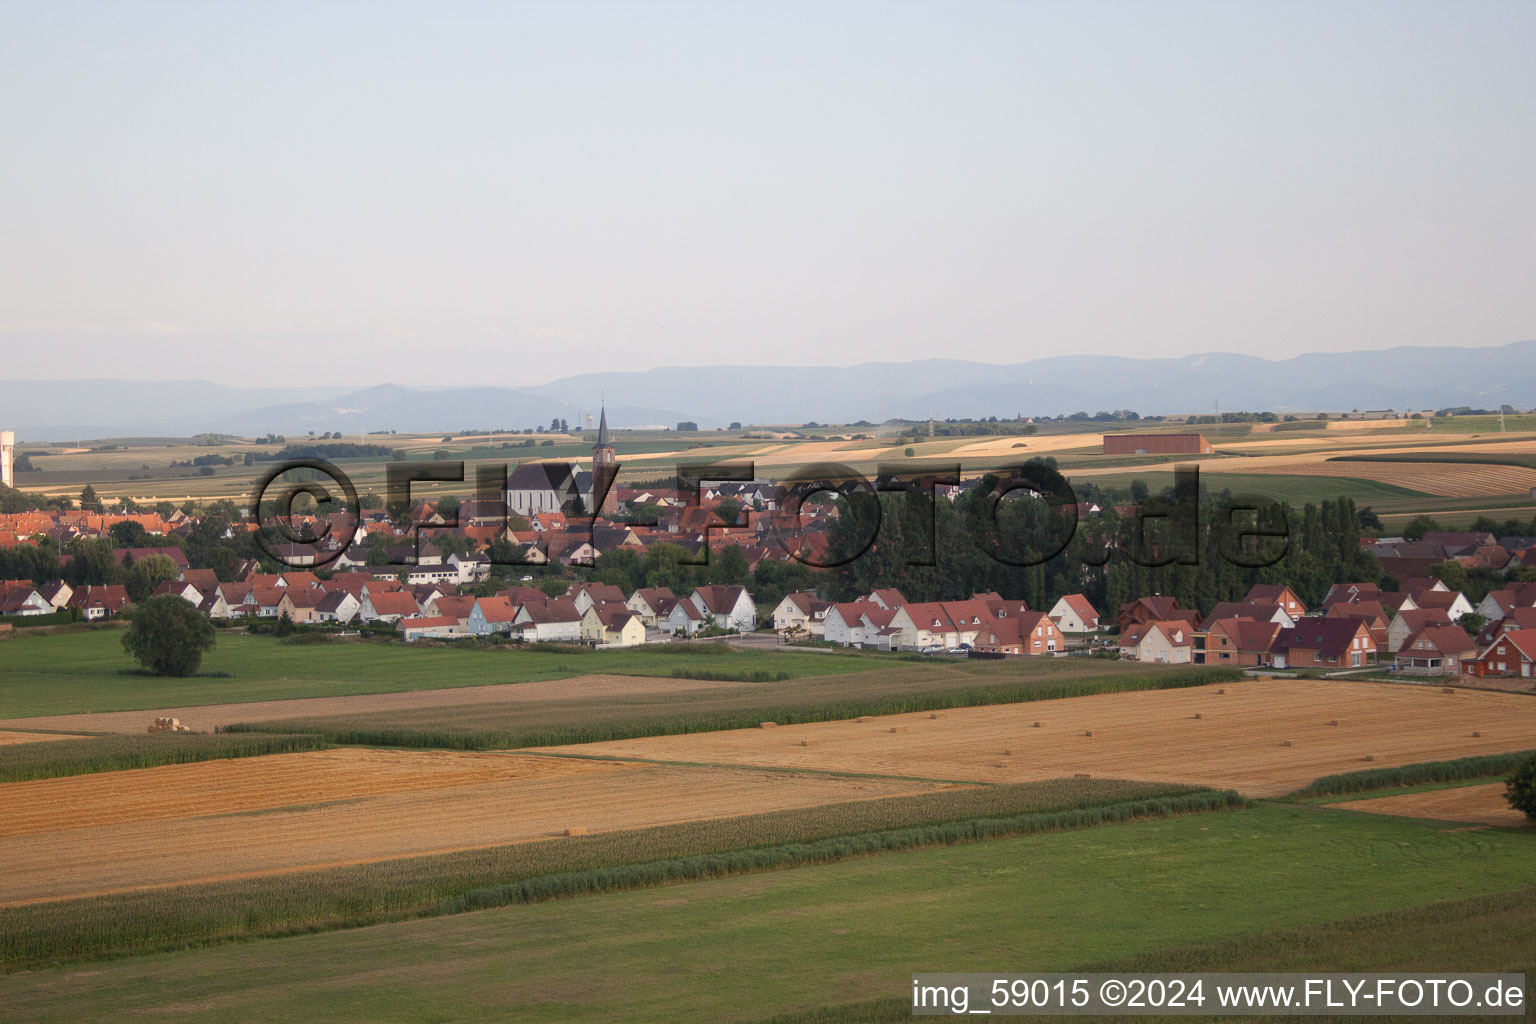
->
590, 401, 618, 516
595, 405, 611, 450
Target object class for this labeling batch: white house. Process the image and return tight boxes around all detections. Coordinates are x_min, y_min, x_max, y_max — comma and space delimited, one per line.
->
690, 585, 757, 632
513, 597, 583, 642
627, 586, 678, 627
771, 591, 826, 635
665, 598, 704, 636
314, 590, 361, 624
1046, 594, 1099, 633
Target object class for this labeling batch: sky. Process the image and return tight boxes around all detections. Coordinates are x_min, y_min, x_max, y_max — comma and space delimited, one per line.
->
2, 0, 1534, 388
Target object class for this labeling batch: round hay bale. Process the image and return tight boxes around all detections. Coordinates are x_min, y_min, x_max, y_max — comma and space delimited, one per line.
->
1193, 713, 1202, 720
1032, 721, 1042, 728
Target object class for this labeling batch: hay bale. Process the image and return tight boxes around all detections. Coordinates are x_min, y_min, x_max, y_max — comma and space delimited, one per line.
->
929, 712, 944, 720
1442, 687, 1456, 694
889, 726, 908, 734
1032, 721, 1042, 728
1001, 748, 1014, 757
1083, 730, 1093, 737
1471, 731, 1481, 738
1280, 739, 1292, 747
856, 716, 873, 723
1073, 772, 1091, 779
1218, 688, 1227, 694
759, 721, 777, 729
1363, 754, 1375, 762
1193, 713, 1202, 720
798, 739, 819, 747
563, 827, 587, 837
1327, 720, 1339, 726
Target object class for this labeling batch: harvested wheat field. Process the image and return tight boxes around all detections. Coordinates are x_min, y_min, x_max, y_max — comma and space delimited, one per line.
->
0, 731, 87, 746
1329, 783, 1533, 829
539, 680, 1536, 799
0, 674, 755, 735
0, 748, 952, 904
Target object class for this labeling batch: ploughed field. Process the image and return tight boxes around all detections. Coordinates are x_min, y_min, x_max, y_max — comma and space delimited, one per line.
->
1329, 782, 1533, 828
0, 749, 953, 905
537, 680, 1536, 798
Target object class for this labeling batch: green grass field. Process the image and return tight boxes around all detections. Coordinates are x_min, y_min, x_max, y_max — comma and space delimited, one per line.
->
3, 803, 1531, 1023
0, 629, 874, 718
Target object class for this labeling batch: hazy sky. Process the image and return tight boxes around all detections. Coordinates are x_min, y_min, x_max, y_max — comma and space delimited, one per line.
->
3, 1, 1534, 387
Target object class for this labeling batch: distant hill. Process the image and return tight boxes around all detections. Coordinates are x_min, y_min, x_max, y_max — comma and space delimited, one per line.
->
4, 340, 1533, 440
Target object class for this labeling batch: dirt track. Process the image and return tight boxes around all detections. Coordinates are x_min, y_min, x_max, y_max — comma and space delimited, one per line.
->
538, 680, 1536, 798
0, 674, 751, 735
0, 749, 952, 904
1329, 783, 1533, 828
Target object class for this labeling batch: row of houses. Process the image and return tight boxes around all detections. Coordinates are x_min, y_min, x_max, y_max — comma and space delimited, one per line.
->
1115, 578, 1536, 680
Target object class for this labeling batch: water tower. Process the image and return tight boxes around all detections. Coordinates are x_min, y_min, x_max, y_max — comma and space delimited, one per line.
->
0, 430, 13, 488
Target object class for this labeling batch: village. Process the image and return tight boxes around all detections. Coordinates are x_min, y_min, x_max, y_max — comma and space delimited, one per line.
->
3, 414, 1535, 682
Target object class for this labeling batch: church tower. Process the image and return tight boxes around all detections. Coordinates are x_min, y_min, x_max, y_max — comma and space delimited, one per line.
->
591, 404, 618, 515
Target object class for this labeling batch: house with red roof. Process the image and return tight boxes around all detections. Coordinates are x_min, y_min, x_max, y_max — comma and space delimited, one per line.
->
1046, 593, 1099, 632
1118, 620, 1194, 664
1463, 629, 1536, 680
1270, 618, 1376, 669
1394, 625, 1479, 676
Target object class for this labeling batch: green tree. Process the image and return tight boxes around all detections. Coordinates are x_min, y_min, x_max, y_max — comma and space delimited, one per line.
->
121, 594, 218, 676
110, 520, 150, 548
714, 497, 742, 526
125, 554, 179, 602
80, 483, 102, 513
1506, 753, 1536, 822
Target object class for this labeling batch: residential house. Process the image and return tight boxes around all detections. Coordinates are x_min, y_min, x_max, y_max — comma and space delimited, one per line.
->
1242, 584, 1307, 619
822, 602, 883, 647
1385, 608, 1453, 653
1116, 596, 1198, 634
566, 582, 628, 615
314, 590, 361, 625
1394, 625, 1478, 676
771, 591, 827, 636
1119, 620, 1194, 664
627, 586, 679, 627
467, 596, 520, 635
581, 604, 646, 647
1326, 600, 1390, 648
358, 590, 420, 624
1270, 619, 1376, 669
1196, 617, 1281, 667
1046, 593, 1100, 633
1464, 629, 1536, 679
400, 616, 460, 642
1410, 589, 1473, 622
664, 598, 704, 636
513, 596, 583, 643
690, 585, 757, 632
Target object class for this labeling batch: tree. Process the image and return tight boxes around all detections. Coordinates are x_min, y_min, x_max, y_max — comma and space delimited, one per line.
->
728, 422, 742, 430
1426, 560, 1469, 594
714, 497, 742, 526
80, 483, 102, 513
126, 554, 179, 602
1506, 753, 1536, 822
676, 421, 698, 432
110, 520, 150, 548
121, 594, 217, 676
1459, 613, 1487, 639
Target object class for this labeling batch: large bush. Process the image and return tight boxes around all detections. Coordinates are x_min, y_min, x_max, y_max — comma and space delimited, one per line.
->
1507, 753, 1536, 823
121, 594, 218, 676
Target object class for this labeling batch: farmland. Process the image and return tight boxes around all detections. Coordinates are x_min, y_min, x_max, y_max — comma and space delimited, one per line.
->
538, 679, 1536, 797
0, 777, 1205, 966
1327, 781, 1533, 828
0, 750, 964, 904
218, 662, 1231, 750
0, 628, 873, 719
2, 803, 1532, 1023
